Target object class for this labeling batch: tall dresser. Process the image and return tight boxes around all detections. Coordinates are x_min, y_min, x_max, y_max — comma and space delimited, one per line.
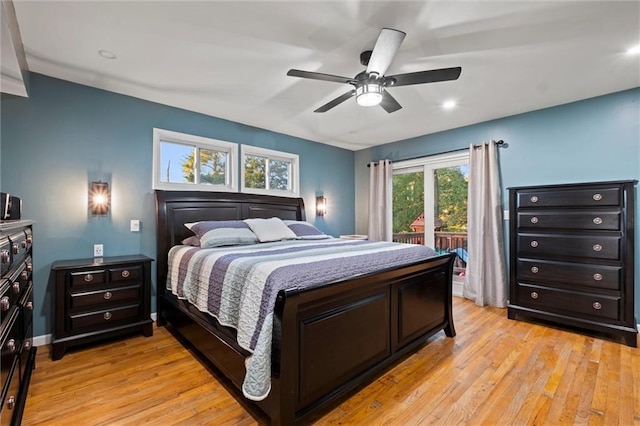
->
1, 220, 36, 425
508, 180, 637, 347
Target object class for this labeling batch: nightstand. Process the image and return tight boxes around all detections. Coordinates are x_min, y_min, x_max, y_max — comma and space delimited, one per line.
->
51, 254, 153, 360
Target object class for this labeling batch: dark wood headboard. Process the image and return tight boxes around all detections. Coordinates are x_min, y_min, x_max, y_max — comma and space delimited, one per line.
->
154, 190, 306, 298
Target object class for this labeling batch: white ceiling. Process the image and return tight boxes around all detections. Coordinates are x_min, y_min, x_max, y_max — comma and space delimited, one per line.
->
6, 1, 640, 151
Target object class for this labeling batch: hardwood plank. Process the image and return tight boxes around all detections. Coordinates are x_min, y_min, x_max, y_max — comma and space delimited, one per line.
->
22, 298, 639, 425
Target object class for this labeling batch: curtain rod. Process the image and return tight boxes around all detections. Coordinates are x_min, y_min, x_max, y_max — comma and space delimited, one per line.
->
367, 139, 505, 167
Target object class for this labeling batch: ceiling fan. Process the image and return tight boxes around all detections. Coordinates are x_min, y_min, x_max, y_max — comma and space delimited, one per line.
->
287, 28, 462, 113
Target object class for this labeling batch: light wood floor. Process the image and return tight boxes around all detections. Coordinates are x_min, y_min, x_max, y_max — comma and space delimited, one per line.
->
23, 298, 639, 425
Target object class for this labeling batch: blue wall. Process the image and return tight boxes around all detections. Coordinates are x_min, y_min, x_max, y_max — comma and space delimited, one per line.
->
0, 73, 355, 337
355, 87, 640, 321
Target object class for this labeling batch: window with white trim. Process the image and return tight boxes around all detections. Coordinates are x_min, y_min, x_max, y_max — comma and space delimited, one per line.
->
241, 145, 299, 197
152, 128, 238, 191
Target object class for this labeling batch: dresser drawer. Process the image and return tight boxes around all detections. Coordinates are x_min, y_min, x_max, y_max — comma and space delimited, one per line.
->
109, 265, 142, 283
70, 285, 141, 310
517, 258, 622, 290
517, 211, 621, 231
517, 187, 621, 208
70, 270, 106, 287
1, 310, 21, 390
515, 283, 620, 321
69, 304, 140, 332
1, 356, 20, 426
0, 237, 10, 277
518, 233, 621, 260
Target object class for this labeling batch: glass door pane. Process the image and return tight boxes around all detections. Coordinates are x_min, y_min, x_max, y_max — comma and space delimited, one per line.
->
392, 170, 424, 245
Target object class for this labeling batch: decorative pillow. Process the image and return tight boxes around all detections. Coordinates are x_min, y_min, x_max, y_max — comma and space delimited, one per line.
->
244, 217, 298, 243
181, 235, 201, 247
283, 220, 331, 240
184, 220, 258, 248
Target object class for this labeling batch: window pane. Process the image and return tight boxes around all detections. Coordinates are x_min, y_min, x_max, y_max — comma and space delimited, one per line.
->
244, 155, 266, 189
160, 141, 195, 184
200, 149, 227, 185
269, 160, 290, 190
392, 171, 424, 244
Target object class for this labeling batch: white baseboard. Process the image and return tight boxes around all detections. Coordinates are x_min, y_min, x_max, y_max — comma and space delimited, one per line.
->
33, 313, 158, 348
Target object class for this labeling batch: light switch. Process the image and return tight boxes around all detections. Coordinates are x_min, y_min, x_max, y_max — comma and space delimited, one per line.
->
130, 220, 140, 232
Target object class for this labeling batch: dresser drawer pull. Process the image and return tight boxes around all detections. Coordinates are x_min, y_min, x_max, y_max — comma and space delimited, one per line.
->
1, 250, 9, 263
530, 196, 539, 203
6, 396, 15, 410
530, 292, 539, 299
530, 240, 539, 248
593, 301, 602, 310
121, 270, 130, 278
26, 262, 32, 272
592, 193, 603, 201
593, 273, 603, 281
530, 217, 539, 224
530, 266, 539, 274
103, 291, 113, 300
104, 312, 112, 320
24, 340, 31, 350
26, 235, 32, 244
592, 244, 602, 252
6, 339, 15, 353
84, 274, 94, 283
12, 244, 19, 254
26, 301, 33, 311
593, 217, 603, 225
0, 296, 9, 311
21, 240, 27, 248
20, 271, 28, 280
12, 282, 20, 294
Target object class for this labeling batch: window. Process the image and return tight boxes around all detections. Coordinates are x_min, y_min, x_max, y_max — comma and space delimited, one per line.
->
152, 128, 237, 191
241, 145, 299, 197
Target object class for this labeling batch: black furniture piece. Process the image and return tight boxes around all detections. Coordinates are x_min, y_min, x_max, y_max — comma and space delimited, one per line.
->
508, 180, 637, 347
0, 220, 36, 425
51, 254, 154, 360
155, 190, 456, 425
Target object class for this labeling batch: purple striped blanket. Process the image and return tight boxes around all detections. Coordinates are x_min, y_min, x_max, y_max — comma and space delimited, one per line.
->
167, 238, 437, 401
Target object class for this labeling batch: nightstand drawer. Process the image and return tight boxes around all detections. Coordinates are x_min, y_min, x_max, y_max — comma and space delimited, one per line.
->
70, 270, 106, 287
70, 285, 141, 310
69, 304, 140, 331
109, 265, 142, 283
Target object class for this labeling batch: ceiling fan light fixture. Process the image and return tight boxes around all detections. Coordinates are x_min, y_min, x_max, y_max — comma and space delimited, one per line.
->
356, 84, 383, 107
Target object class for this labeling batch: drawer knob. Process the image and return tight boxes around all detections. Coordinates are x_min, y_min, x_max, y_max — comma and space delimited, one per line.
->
12, 244, 19, 254
26, 262, 32, 271
121, 270, 130, 278
592, 244, 603, 252
530, 240, 539, 248
12, 282, 20, 294
6, 396, 15, 410
530, 196, 539, 203
20, 271, 28, 280
25, 301, 33, 311
1, 250, 9, 263
24, 340, 31, 350
530, 266, 539, 274
21, 240, 27, 248
84, 274, 94, 283
530, 216, 539, 224
104, 312, 112, 320
1, 296, 9, 311
26, 235, 32, 244
593, 301, 602, 310
593, 273, 603, 281
593, 217, 603, 225
103, 291, 113, 300
6, 339, 15, 353
592, 193, 603, 201
530, 292, 539, 299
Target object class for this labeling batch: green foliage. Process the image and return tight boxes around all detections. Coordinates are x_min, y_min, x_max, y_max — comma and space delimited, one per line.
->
181, 149, 227, 185
244, 155, 266, 189
269, 160, 289, 190
392, 172, 424, 233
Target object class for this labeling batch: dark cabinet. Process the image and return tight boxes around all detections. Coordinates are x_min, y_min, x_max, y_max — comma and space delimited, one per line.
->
508, 180, 637, 347
0, 220, 36, 425
52, 255, 153, 360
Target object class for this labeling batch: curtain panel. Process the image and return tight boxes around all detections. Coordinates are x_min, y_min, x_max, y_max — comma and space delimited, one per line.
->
368, 160, 393, 242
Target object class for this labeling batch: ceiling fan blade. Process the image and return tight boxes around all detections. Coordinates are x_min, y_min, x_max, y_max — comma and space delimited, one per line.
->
314, 90, 356, 113
386, 67, 462, 87
366, 28, 406, 77
287, 69, 353, 84
379, 91, 402, 113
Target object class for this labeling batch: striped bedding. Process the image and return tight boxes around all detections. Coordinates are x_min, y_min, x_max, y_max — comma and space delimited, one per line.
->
167, 238, 438, 401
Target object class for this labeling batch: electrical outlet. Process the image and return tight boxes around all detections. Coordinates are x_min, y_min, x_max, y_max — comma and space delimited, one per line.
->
94, 244, 104, 257
130, 220, 140, 232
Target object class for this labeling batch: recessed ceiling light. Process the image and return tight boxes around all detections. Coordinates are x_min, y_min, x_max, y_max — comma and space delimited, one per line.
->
627, 44, 640, 55
98, 50, 117, 60
442, 100, 457, 110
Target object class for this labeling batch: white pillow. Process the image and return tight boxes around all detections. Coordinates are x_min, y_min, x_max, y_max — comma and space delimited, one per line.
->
244, 217, 298, 242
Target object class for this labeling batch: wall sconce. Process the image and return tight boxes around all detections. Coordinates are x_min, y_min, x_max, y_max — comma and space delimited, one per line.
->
89, 181, 110, 215
316, 196, 327, 216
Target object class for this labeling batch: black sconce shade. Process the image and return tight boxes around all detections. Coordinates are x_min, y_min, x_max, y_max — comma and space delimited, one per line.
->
90, 181, 110, 215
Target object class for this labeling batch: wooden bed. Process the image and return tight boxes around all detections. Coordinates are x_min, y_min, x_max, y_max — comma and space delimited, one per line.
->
155, 190, 456, 425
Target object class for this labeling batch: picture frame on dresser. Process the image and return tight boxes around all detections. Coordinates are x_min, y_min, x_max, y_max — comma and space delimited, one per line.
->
507, 180, 637, 347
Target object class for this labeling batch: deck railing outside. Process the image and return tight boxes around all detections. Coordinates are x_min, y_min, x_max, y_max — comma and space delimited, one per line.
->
392, 231, 468, 252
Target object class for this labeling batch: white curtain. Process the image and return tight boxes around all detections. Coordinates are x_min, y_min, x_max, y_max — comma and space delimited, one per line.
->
368, 159, 393, 241
464, 141, 507, 307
